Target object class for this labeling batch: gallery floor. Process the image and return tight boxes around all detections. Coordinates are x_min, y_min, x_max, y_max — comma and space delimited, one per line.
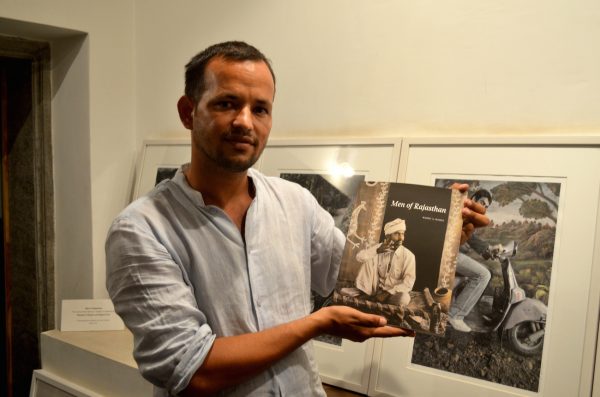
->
323, 384, 365, 396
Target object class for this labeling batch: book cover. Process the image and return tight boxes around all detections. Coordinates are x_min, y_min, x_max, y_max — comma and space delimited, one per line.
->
332, 181, 464, 335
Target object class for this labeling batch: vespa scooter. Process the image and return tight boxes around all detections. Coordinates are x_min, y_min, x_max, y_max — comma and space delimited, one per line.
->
457, 241, 547, 355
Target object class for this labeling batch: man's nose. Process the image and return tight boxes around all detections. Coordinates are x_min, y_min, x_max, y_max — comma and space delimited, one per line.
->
232, 106, 252, 131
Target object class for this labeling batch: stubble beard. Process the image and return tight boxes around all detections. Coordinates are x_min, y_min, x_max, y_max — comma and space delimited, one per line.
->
380, 238, 401, 253
196, 137, 263, 173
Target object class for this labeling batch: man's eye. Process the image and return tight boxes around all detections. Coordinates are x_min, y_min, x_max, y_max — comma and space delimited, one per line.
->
254, 106, 269, 116
215, 101, 234, 110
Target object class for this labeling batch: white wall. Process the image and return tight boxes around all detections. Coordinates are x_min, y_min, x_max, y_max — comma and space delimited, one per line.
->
1, 0, 599, 322
0, 1, 135, 317
135, 0, 600, 140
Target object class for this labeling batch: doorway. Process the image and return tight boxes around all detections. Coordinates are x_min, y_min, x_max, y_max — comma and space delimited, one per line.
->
1, 35, 54, 397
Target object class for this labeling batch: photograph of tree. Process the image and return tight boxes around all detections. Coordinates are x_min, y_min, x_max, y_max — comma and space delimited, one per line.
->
280, 173, 365, 345
411, 178, 561, 392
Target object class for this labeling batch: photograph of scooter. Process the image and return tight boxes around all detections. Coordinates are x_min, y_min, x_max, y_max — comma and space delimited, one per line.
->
411, 179, 560, 392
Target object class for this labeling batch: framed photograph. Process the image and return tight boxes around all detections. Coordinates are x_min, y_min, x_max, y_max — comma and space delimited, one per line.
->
368, 137, 600, 397
257, 138, 402, 394
411, 177, 560, 392
595, 324, 600, 397
133, 139, 190, 199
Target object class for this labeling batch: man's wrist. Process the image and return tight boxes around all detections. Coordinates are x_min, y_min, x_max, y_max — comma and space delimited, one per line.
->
306, 308, 332, 338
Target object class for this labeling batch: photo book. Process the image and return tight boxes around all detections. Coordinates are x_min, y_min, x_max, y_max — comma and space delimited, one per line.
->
332, 181, 464, 335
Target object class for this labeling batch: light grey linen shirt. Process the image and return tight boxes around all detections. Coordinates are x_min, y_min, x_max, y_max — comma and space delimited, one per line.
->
106, 165, 344, 396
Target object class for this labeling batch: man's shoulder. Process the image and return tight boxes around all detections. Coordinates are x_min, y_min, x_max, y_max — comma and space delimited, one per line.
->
249, 168, 309, 195
111, 181, 178, 226
395, 245, 416, 259
249, 168, 299, 186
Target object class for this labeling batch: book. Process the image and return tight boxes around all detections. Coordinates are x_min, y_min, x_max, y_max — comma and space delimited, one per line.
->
332, 181, 464, 335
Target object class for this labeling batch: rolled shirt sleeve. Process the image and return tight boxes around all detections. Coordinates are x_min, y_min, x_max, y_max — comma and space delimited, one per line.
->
106, 216, 215, 395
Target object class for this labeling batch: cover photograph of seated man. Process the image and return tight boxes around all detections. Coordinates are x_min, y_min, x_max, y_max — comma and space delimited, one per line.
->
334, 181, 467, 335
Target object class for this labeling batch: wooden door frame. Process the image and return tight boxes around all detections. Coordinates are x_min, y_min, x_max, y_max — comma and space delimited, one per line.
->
0, 34, 54, 397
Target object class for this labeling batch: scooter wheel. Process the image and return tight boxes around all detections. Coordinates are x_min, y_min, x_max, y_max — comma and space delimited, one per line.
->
508, 321, 544, 356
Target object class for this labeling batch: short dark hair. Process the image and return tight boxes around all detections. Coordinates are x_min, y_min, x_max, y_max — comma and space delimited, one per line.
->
184, 41, 276, 103
471, 189, 493, 205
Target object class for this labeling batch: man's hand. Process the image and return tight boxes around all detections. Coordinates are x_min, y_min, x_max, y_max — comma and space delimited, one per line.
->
377, 238, 399, 253
310, 306, 415, 342
182, 304, 414, 396
451, 183, 490, 244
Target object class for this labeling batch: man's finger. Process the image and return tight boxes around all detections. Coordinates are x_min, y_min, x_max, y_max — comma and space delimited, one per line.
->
463, 207, 490, 228
347, 308, 387, 327
465, 198, 487, 216
371, 326, 415, 338
461, 222, 474, 244
450, 183, 469, 193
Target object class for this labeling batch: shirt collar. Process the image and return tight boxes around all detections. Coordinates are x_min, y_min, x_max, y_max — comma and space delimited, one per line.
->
171, 164, 260, 208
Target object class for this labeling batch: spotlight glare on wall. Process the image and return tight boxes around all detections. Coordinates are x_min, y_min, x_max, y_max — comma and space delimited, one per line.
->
328, 162, 355, 178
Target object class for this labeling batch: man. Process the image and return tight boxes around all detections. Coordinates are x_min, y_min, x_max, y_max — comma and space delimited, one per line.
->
106, 41, 488, 396
448, 189, 494, 332
354, 218, 415, 306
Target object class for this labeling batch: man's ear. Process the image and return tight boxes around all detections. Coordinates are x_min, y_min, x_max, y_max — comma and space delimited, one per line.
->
177, 95, 194, 130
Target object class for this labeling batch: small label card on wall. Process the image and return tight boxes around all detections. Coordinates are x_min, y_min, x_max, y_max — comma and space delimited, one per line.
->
61, 299, 125, 331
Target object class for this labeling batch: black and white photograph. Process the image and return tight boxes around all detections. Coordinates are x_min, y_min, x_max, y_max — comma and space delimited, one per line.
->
280, 173, 365, 236
154, 167, 178, 186
333, 181, 463, 335
411, 178, 561, 392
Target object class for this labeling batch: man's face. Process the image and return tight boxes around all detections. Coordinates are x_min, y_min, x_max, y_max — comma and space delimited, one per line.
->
381, 230, 404, 252
189, 58, 274, 173
477, 197, 490, 209
389, 231, 405, 243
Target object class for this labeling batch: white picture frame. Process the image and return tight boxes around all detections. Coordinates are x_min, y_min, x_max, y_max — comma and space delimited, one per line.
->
257, 137, 402, 394
368, 137, 600, 397
30, 369, 101, 397
133, 138, 190, 200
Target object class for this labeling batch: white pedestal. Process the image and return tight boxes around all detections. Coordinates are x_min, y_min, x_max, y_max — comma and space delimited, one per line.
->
33, 329, 153, 397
